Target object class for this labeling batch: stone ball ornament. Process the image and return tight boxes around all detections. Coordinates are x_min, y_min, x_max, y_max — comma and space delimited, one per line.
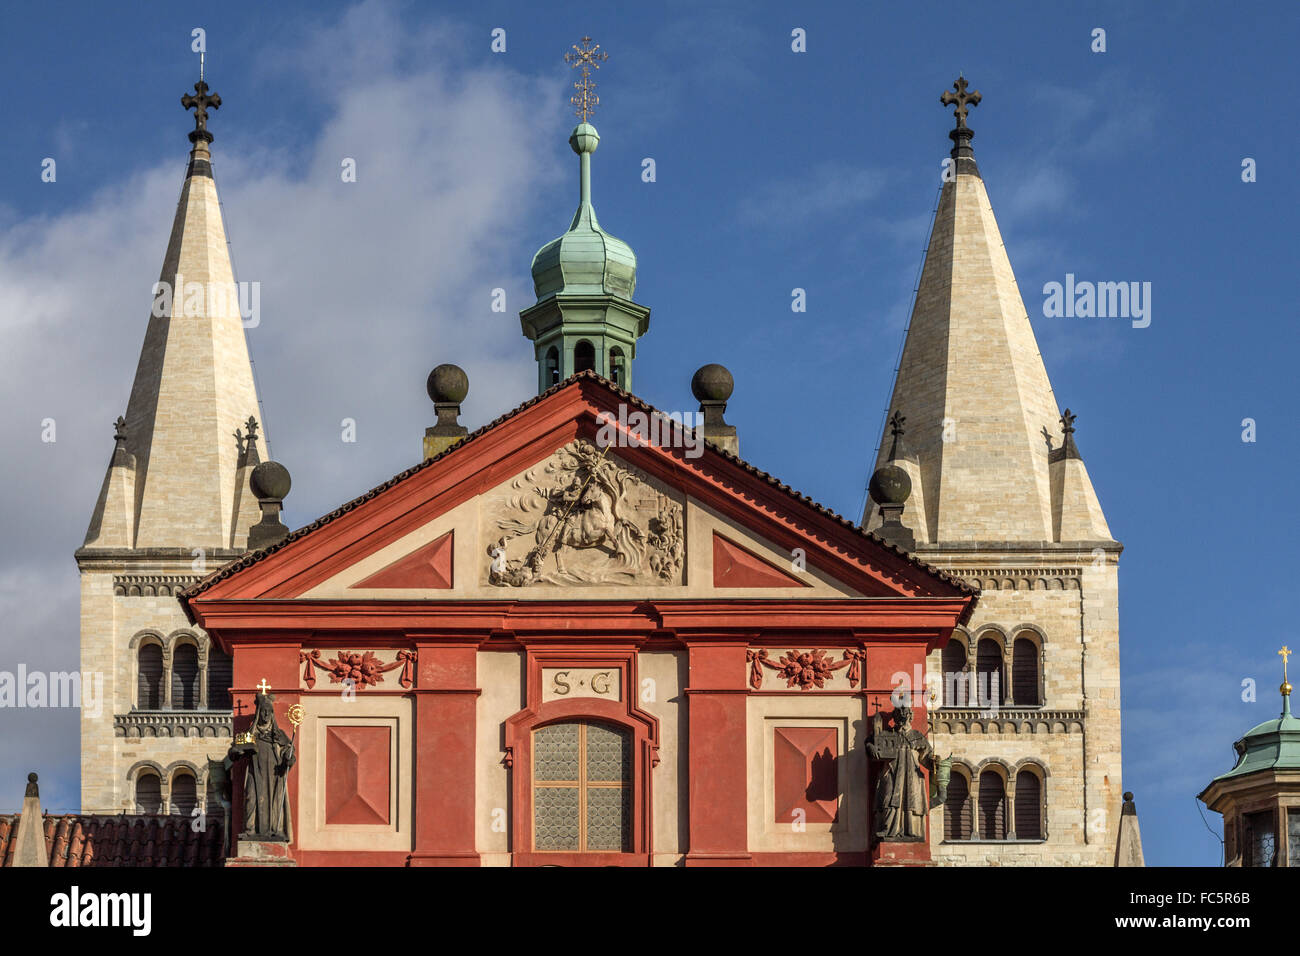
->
869, 462, 912, 506
250, 460, 292, 501
427, 363, 469, 404
691, 363, 734, 403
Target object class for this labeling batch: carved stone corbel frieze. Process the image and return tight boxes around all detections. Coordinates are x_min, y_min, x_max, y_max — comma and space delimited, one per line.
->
299, 649, 416, 690
747, 648, 861, 691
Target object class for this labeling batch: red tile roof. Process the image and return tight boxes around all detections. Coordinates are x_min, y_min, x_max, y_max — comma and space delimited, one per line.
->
0, 813, 226, 867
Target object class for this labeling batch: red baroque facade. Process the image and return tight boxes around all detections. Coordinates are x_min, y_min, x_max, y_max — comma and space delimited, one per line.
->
182, 374, 976, 866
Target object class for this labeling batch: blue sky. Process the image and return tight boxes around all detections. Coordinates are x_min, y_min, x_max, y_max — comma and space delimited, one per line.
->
0, 0, 1295, 866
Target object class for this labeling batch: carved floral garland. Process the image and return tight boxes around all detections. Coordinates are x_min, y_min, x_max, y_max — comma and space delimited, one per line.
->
747, 648, 862, 691
299, 649, 416, 690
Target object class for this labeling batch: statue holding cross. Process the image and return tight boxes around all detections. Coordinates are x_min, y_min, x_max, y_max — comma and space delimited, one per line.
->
227, 683, 296, 842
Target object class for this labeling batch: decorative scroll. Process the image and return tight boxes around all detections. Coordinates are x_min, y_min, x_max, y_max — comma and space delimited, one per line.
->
747, 648, 861, 691
299, 649, 416, 690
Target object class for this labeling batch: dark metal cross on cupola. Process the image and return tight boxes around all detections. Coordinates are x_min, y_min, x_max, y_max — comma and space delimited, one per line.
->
181, 80, 221, 143
940, 76, 981, 130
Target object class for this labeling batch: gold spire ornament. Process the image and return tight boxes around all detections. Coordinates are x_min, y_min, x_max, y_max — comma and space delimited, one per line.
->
1281, 645, 1292, 697
565, 36, 608, 122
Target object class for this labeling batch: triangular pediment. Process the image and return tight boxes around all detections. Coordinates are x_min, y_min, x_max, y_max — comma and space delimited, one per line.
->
182, 375, 973, 607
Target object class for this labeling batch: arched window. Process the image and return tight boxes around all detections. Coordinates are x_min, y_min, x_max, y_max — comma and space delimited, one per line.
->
170, 773, 197, 816
574, 340, 596, 374
944, 771, 972, 840
532, 720, 631, 852
978, 770, 1007, 840
975, 638, 1004, 707
1012, 636, 1040, 706
137, 644, 163, 710
1015, 769, 1043, 840
545, 346, 560, 387
207, 647, 232, 710
609, 347, 626, 388
941, 640, 968, 707
171, 644, 199, 710
135, 773, 162, 814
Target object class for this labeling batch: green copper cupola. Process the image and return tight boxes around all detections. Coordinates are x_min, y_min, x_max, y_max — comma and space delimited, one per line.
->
521, 38, 650, 394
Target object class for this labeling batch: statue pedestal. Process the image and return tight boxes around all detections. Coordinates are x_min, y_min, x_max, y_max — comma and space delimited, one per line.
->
224, 840, 297, 867
871, 840, 932, 867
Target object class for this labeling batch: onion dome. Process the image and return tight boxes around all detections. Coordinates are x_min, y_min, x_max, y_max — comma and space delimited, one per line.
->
530, 123, 638, 300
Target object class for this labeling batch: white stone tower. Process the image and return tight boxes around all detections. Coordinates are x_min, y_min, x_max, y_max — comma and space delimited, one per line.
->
864, 79, 1135, 864
77, 80, 267, 815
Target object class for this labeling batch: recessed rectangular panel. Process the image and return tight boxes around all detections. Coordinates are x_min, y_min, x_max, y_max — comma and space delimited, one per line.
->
325, 725, 391, 826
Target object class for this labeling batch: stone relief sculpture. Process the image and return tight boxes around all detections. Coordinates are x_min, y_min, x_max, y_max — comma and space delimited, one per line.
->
485, 440, 684, 587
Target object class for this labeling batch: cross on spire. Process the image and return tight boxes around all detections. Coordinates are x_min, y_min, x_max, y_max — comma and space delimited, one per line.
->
889, 410, 906, 438
181, 80, 221, 143
565, 36, 608, 122
941, 76, 981, 130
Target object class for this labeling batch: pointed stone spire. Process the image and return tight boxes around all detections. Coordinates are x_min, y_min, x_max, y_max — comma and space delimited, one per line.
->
865, 80, 1113, 546
87, 79, 267, 552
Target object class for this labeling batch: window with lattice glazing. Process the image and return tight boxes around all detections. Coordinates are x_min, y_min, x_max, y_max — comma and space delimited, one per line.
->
533, 720, 632, 852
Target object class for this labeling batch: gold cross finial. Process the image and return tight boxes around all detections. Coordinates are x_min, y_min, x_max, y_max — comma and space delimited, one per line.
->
565, 36, 608, 122
1281, 646, 1292, 687
256, 678, 272, 695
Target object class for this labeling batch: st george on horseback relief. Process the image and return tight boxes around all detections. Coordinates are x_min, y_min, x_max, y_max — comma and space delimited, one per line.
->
484, 440, 685, 588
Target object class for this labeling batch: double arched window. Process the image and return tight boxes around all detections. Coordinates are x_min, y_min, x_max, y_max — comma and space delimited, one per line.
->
943, 762, 1047, 842
132, 631, 232, 711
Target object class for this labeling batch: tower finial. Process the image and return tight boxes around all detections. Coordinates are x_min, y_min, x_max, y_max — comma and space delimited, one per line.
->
941, 76, 981, 130
565, 36, 608, 122
940, 76, 981, 162
181, 79, 221, 144
1281, 646, 1293, 715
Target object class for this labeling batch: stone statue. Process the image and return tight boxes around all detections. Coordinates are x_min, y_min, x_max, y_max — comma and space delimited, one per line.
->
866, 704, 932, 841
228, 691, 296, 842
